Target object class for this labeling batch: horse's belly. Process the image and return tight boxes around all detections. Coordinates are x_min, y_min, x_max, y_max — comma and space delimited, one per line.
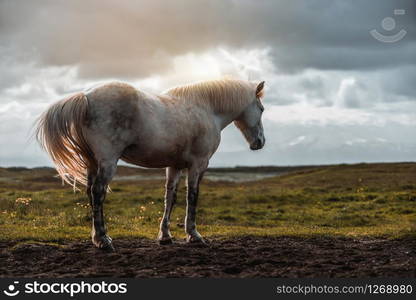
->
120, 144, 189, 169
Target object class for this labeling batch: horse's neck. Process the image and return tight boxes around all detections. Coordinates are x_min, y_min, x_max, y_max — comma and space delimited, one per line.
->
156, 93, 243, 131
163, 82, 251, 130
204, 99, 245, 130
179, 98, 242, 131
213, 111, 240, 130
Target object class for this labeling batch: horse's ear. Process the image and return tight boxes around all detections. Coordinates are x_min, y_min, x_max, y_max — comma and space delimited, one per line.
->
256, 81, 265, 98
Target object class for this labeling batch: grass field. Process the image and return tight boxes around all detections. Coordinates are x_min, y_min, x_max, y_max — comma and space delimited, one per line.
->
1, 162, 415, 242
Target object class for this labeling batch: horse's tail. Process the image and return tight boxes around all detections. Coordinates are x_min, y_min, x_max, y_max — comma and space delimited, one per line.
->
35, 93, 96, 188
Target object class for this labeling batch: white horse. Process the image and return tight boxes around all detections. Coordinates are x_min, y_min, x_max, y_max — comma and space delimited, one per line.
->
36, 78, 266, 250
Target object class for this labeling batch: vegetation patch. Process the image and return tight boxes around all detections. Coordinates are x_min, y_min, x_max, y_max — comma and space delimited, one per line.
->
0, 163, 415, 241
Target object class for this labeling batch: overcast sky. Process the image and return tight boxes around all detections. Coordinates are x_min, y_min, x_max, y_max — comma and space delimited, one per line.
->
0, 0, 415, 167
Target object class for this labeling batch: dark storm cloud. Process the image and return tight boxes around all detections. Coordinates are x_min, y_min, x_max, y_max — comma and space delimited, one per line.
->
0, 0, 415, 80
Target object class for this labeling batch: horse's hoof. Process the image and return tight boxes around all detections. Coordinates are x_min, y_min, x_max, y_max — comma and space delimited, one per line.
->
100, 241, 115, 252
93, 235, 115, 252
186, 234, 206, 245
158, 237, 173, 245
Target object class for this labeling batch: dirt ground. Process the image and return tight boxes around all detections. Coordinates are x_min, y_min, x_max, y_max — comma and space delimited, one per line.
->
0, 236, 415, 278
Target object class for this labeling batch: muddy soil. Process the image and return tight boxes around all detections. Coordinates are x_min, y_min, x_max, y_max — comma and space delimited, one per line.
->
0, 236, 415, 278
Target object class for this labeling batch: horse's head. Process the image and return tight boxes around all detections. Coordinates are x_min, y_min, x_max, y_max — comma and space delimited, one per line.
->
234, 81, 266, 151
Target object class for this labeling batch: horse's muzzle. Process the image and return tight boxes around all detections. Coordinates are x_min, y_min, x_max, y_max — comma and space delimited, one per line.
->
250, 137, 265, 150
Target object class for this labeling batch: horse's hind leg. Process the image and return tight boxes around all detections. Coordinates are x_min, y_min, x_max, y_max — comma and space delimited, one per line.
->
90, 160, 117, 251
185, 160, 208, 244
158, 167, 181, 245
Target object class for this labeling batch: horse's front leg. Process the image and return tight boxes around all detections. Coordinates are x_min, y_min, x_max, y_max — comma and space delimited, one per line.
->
185, 161, 208, 244
158, 167, 181, 245
90, 160, 117, 251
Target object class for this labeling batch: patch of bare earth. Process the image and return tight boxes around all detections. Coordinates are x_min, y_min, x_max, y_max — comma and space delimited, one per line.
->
0, 236, 415, 278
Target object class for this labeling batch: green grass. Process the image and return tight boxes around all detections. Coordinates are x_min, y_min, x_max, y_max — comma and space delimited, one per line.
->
0, 163, 415, 242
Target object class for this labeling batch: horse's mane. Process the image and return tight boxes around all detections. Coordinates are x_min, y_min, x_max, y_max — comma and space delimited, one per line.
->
165, 79, 257, 113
